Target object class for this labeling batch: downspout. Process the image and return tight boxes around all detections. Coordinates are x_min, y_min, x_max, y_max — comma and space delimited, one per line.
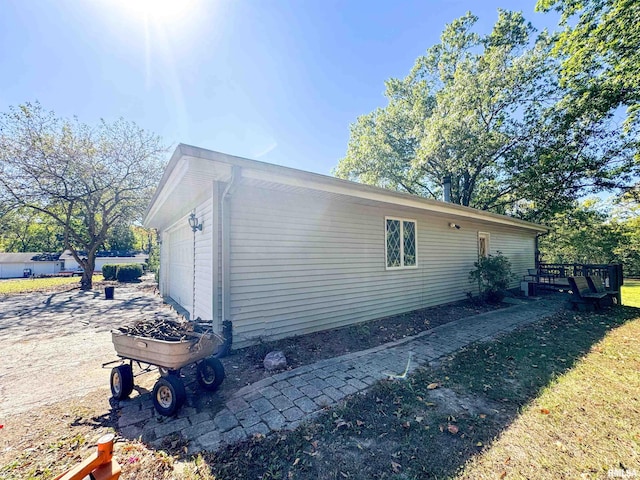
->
214, 166, 240, 358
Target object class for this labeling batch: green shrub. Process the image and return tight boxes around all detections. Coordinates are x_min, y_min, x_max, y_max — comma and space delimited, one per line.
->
469, 251, 515, 303
102, 264, 118, 281
116, 264, 143, 282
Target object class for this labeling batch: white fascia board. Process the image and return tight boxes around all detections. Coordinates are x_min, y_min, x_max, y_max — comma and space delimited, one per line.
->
143, 156, 190, 228
146, 144, 548, 233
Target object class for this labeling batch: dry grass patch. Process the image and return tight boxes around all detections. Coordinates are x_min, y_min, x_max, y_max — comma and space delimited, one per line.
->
458, 314, 640, 479
0, 275, 103, 295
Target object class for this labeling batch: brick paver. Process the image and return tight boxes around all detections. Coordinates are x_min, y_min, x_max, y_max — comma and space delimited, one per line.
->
115, 295, 564, 453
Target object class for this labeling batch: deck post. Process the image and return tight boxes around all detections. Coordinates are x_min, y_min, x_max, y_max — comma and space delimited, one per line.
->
608, 264, 623, 305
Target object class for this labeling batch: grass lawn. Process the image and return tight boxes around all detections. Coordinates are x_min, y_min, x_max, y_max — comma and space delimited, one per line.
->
196, 304, 640, 480
0, 275, 103, 295
622, 278, 640, 307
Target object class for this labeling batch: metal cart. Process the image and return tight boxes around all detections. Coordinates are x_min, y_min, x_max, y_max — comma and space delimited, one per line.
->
107, 329, 225, 416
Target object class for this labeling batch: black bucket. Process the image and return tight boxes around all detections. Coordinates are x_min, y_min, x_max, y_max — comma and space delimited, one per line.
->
105, 286, 115, 300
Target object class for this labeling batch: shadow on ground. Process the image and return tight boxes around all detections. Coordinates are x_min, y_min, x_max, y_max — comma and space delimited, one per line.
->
0, 287, 177, 342
191, 303, 640, 480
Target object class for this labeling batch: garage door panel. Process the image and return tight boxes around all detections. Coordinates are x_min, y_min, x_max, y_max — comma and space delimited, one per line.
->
167, 224, 193, 310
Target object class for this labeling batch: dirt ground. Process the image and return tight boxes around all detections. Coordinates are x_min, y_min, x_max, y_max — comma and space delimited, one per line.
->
0, 279, 503, 479
222, 299, 502, 392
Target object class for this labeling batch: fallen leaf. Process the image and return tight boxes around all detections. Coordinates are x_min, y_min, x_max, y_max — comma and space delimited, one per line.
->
356, 420, 364, 427
479, 414, 487, 419
427, 383, 439, 390
425, 402, 436, 407
391, 461, 401, 473
402, 421, 410, 429
447, 424, 459, 435
340, 472, 348, 478
311, 440, 319, 449
540, 408, 550, 415
476, 441, 483, 447
293, 458, 300, 466
500, 471, 507, 479
415, 416, 424, 423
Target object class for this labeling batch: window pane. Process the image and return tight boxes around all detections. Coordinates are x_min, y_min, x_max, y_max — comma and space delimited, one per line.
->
386, 219, 401, 267
403, 221, 416, 266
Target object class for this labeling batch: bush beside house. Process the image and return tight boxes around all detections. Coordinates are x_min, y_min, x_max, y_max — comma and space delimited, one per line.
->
469, 252, 516, 303
102, 263, 143, 282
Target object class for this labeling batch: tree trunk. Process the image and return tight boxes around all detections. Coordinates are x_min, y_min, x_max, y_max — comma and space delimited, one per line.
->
80, 255, 96, 290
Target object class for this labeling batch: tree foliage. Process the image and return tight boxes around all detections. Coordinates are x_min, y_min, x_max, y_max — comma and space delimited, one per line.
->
0, 103, 166, 289
536, 0, 640, 127
539, 198, 640, 277
0, 206, 64, 252
335, 10, 637, 221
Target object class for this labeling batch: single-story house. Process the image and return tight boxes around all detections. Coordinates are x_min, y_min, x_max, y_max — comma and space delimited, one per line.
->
0, 253, 63, 278
59, 250, 149, 272
144, 144, 548, 348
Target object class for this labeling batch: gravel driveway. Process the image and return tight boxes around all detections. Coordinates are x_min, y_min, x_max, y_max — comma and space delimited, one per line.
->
0, 283, 181, 420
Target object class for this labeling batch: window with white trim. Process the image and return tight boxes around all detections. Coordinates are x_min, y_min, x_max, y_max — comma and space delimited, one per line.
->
385, 217, 417, 268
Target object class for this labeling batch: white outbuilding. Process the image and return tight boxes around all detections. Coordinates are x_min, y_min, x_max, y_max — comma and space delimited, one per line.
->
0, 253, 63, 278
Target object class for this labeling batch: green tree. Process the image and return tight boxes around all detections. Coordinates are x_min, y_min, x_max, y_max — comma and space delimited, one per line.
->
0, 207, 65, 252
536, 0, 640, 126
538, 199, 621, 264
0, 102, 166, 289
102, 222, 136, 252
335, 11, 637, 221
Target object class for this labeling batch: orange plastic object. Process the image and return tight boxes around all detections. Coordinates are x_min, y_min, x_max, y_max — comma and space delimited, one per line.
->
54, 433, 121, 480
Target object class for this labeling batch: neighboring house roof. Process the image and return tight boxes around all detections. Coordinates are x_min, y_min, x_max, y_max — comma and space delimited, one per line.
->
145, 143, 549, 233
0, 252, 61, 263
59, 250, 148, 261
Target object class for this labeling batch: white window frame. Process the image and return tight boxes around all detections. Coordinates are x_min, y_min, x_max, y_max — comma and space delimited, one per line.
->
385, 216, 418, 270
478, 232, 491, 258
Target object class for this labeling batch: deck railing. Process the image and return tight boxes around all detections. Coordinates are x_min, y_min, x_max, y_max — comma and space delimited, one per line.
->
536, 263, 623, 297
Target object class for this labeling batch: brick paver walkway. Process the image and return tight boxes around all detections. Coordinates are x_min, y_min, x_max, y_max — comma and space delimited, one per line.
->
117, 295, 564, 453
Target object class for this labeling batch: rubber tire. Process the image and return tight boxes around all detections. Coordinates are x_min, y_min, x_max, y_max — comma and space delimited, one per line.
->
196, 357, 225, 392
110, 365, 134, 400
152, 375, 186, 416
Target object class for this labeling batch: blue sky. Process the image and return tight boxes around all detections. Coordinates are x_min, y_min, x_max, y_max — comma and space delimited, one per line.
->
0, 0, 559, 175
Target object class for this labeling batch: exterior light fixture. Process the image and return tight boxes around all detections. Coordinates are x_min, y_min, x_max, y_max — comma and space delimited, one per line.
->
188, 212, 203, 232
449, 222, 461, 230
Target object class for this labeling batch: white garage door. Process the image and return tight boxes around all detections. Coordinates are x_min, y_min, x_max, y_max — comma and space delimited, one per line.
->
167, 223, 193, 312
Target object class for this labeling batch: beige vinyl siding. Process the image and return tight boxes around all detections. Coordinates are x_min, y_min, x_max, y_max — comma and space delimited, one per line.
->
490, 227, 535, 288
227, 184, 537, 347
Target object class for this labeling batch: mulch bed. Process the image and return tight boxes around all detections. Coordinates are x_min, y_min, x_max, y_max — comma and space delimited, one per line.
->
220, 299, 504, 392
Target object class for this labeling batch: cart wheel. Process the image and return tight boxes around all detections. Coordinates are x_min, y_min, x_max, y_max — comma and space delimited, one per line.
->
152, 375, 186, 416
110, 365, 134, 400
196, 357, 225, 392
